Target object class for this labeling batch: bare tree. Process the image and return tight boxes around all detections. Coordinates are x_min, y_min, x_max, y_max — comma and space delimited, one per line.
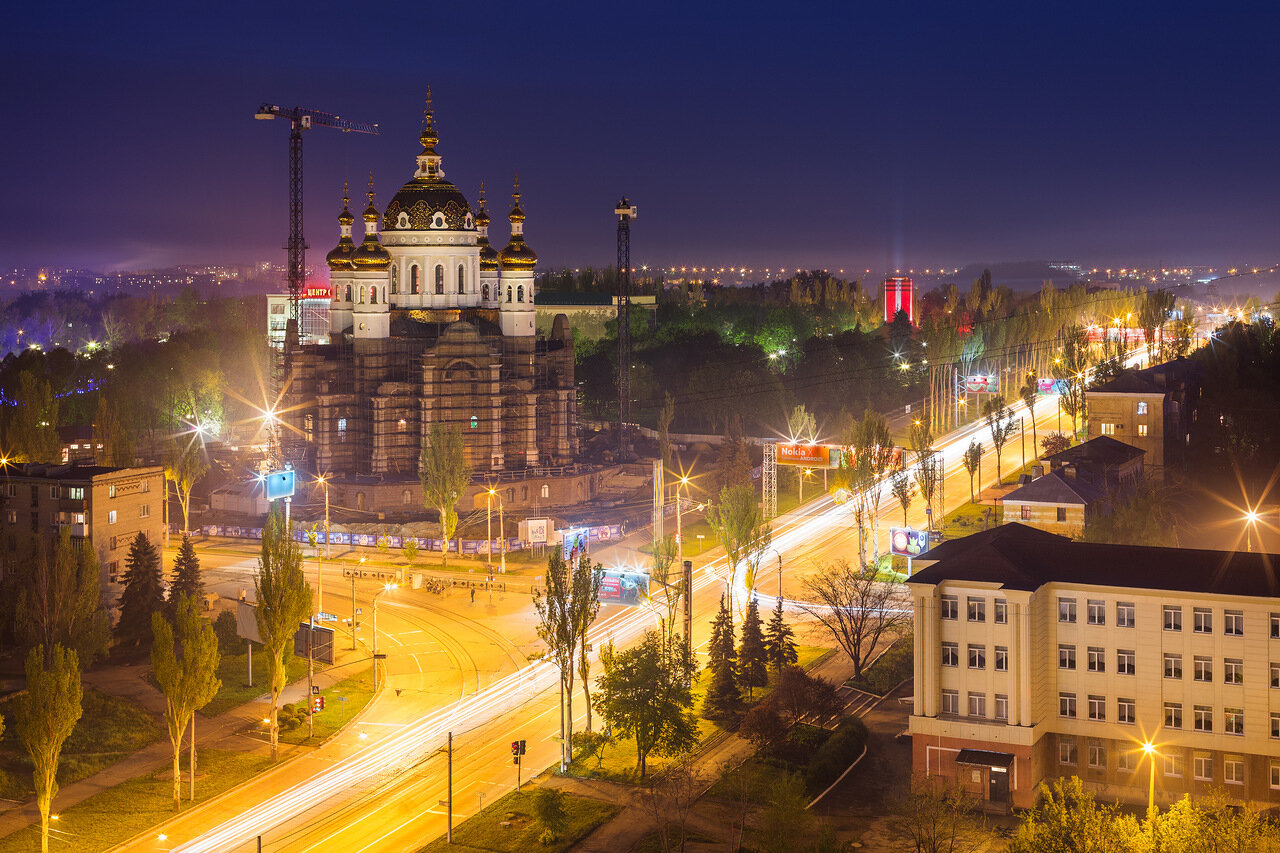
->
1054, 324, 1091, 439
895, 777, 990, 853
638, 759, 704, 853
982, 394, 1018, 484
800, 559, 910, 678
419, 422, 473, 569
962, 440, 983, 503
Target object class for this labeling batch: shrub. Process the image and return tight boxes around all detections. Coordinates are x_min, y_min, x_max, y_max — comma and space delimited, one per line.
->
804, 716, 868, 794
739, 704, 787, 751
213, 609, 239, 652
848, 639, 913, 695
533, 787, 568, 840
771, 666, 843, 723
572, 730, 612, 768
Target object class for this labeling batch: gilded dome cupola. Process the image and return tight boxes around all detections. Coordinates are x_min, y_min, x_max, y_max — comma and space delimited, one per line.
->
476, 181, 499, 271
351, 176, 392, 269
325, 181, 358, 271
382, 88, 475, 232
498, 177, 538, 271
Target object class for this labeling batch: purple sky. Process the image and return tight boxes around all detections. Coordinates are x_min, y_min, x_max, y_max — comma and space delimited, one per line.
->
3, 1, 1277, 274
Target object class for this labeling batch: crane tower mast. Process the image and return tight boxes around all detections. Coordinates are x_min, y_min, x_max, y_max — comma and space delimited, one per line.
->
615, 198, 637, 458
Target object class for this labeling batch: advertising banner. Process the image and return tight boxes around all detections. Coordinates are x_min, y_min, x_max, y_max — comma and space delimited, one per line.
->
777, 443, 831, 467
964, 375, 999, 394
596, 569, 650, 606
563, 528, 590, 562
889, 527, 930, 558
522, 518, 550, 545
264, 470, 296, 501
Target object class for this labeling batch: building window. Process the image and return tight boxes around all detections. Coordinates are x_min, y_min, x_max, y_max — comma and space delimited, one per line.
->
1271, 713, 1280, 739
1194, 705, 1213, 732
1056, 507, 1067, 522
1060, 693, 1077, 718
1059, 597, 1077, 623
1088, 695, 1105, 721
1165, 753, 1183, 778
401, 490, 412, 505
1226, 708, 1244, 735
967, 692, 986, 717
1225, 610, 1244, 636
517, 284, 525, 303
1117, 602, 1135, 627
109, 536, 117, 550
410, 265, 420, 294
139, 504, 150, 518
1118, 698, 1136, 724
541, 484, 549, 499
940, 595, 958, 620
1271, 662, 1280, 688
1137, 424, 1148, 437
1163, 653, 1182, 679
1272, 762, 1280, 790
390, 266, 398, 294
968, 645, 986, 669
506, 285, 513, 303
1088, 741, 1106, 769
1137, 401, 1148, 415
107, 560, 119, 582
1117, 650, 1135, 675
68, 487, 85, 500
941, 642, 958, 667
1087, 600, 1105, 625
1087, 647, 1105, 673
994, 599, 1007, 624
1193, 754, 1213, 782
1193, 607, 1212, 633
1165, 702, 1182, 729
109, 485, 117, 498
1020, 505, 1031, 521
141, 480, 150, 493
1193, 656, 1212, 682
5, 510, 14, 524
994, 646, 1008, 672
337, 417, 347, 443
1118, 749, 1136, 772
1059, 738, 1078, 765
1225, 658, 1244, 684
482, 283, 490, 301
107, 510, 117, 524
994, 694, 1008, 720
1100, 422, 1115, 435
1059, 645, 1076, 670
1272, 613, 1280, 638
435, 265, 444, 294
967, 597, 985, 622
1163, 605, 1182, 631
1225, 757, 1244, 785
458, 264, 465, 294
941, 690, 958, 715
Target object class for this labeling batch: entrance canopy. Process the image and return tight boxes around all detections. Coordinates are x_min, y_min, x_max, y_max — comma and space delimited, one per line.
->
955, 749, 1015, 769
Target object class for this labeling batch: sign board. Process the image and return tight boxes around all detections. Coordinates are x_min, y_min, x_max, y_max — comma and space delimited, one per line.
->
341, 566, 398, 583
777, 443, 831, 467
294, 622, 334, 665
596, 569, 650, 607
302, 286, 332, 300
964, 375, 999, 394
235, 601, 262, 644
315, 611, 338, 622
890, 527, 930, 558
264, 469, 296, 501
521, 518, 551, 545
562, 528, 590, 562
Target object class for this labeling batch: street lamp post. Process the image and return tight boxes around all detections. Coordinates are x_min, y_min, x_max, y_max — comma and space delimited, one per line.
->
372, 583, 396, 690
486, 487, 493, 574
675, 475, 691, 568
1245, 510, 1259, 553
1142, 742, 1158, 814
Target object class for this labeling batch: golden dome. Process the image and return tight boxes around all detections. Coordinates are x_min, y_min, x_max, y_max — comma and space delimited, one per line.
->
326, 237, 356, 270
479, 240, 500, 271
499, 238, 537, 270
352, 237, 391, 269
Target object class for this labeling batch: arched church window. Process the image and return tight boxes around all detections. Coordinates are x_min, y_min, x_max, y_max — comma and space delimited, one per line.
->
458, 265, 465, 294
517, 285, 524, 303
401, 489, 412, 505
435, 265, 445, 295
359, 285, 365, 304
482, 283, 490, 301
506, 285, 513, 303
370, 287, 377, 305
410, 265, 420, 294
345, 285, 352, 301
390, 266, 398, 294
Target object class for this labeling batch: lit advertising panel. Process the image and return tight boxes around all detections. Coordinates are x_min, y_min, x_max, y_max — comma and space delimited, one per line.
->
777, 443, 830, 467
964, 375, 999, 394
889, 527, 929, 558
596, 569, 650, 606
562, 528, 589, 562
264, 469, 295, 501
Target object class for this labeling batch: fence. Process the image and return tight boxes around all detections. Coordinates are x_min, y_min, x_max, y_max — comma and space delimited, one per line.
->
180, 523, 625, 555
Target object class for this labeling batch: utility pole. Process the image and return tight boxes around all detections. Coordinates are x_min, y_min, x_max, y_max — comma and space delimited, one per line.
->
682, 560, 693, 651
615, 197, 637, 459
350, 569, 358, 650
447, 731, 454, 844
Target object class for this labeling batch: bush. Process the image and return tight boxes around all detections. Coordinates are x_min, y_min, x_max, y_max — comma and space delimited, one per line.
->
804, 716, 868, 795
572, 730, 612, 768
769, 723, 831, 768
277, 702, 305, 732
771, 666, 842, 723
848, 638, 913, 695
739, 704, 786, 751
213, 609, 239, 652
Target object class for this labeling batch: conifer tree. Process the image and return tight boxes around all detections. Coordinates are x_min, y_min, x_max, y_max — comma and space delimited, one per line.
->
702, 594, 740, 720
738, 596, 769, 699
764, 596, 798, 673
115, 532, 164, 647
168, 535, 203, 613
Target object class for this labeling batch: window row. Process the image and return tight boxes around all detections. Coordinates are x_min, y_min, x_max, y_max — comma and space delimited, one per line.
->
941, 643, 1007, 671
1161, 605, 1245, 635
1055, 597, 1136, 627
939, 689, 1008, 721
940, 595, 1009, 623
1161, 653, 1246, 684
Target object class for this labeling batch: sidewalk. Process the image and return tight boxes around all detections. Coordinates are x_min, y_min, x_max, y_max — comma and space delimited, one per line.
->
0, 647, 367, 838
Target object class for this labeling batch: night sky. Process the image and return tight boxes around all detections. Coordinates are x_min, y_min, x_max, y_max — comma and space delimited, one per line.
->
4, 1, 1277, 274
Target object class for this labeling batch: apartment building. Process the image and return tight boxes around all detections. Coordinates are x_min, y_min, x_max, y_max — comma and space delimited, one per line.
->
0, 463, 165, 593
1087, 358, 1200, 472
908, 523, 1280, 812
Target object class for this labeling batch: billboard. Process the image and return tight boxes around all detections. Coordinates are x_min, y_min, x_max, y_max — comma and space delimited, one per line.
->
1036, 377, 1064, 396
596, 569, 650, 606
777, 443, 831, 467
890, 527, 930, 558
521, 518, 550, 545
963, 375, 999, 394
264, 469, 295, 501
293, 622, 334, 665
562, 528, 590, 562
883, 276, 915, 324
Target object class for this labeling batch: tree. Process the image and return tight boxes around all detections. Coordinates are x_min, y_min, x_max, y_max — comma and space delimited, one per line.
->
20, 644, 82, 853
1007, 777, 1142, 853
418, 422, 472, 570
5, 370, 60, 463
982, 394, 1018, 484
596, 630, 698, 778
151, 594, 221, 811
739, 703, 787, 751
401, 537, 418, 566
707, 483, 771, 614
115, 532, 165, 648
649, 533, 682, 643
573, 555, 603, 734
93, 395, 133, 467
253, 504, 311, 760
756, 772, 816, 853
16, 530, 109, 669
164, 437, 209, 535
533, 787, 569, 843
891, 468, 915, 526
1019, 371, 1040, 458
738, 596, 769, 700
800, 559, 910, 678
1040, 432, 1070, 458
657, 391, 676, 474
770, 665, 842, 723
1054, 324, 1091, 439
787, 403, 818, 499
851, 409, 894, 564
910, 418, 941, 529
168, 534, 204, 612
1137, 288, 1176, 363
533, 551, 600, 770
715, 415, 754, 491
1145, 791, 1280, 852
702, 594, 741, 720
895, 778, 989, 853
1080, 478, 1181, 546
962, 440, 982, 503
638, 758, 704, 853
764, 596, 798, 673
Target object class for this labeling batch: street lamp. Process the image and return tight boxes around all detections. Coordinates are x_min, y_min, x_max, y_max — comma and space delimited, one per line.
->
1142, 741, 1158, 813
486, 487, 506, 573
675, 474, 692, 569
372, 583, 396, 657
315, 474, 331, 562
1244, 509, 1260, 553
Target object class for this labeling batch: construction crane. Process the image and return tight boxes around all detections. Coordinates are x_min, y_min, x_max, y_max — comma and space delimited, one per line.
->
254, 103, 380, 340
615, 197, 637, 458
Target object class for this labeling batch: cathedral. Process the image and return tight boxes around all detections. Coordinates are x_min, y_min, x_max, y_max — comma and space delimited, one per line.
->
282, 96, 578, 487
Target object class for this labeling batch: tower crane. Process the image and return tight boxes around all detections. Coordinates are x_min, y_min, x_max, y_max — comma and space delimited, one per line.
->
615, 197, 637, 458
254, 104, 380, 338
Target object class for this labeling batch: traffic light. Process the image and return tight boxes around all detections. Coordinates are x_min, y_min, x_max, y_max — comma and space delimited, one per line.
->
511, 740, 521, 765
519, 739, 526, 755
312, 695, 325, 713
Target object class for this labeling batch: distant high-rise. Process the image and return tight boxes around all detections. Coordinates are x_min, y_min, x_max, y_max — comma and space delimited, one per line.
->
883, 275, 914, 324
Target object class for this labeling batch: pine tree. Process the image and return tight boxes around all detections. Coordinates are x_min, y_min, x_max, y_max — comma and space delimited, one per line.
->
702, 594, 740, 720
738, 596, 769, 699
115, 533, 164, 647
168, 535, 203, 613
764, 596, 798, 674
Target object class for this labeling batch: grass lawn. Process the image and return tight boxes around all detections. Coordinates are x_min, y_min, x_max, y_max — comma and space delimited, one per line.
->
0, 690, 162, 802
278, 663, 375, 745
200, 651, 310, 717
416, 788, 618, 853
942, 500, 1000, 539
568, 645, 833, 782
844, 636, 913, 695
0, 749, 272, 853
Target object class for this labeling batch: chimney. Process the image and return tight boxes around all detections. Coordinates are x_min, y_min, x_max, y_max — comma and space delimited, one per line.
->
1062, 464, 1077, 481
